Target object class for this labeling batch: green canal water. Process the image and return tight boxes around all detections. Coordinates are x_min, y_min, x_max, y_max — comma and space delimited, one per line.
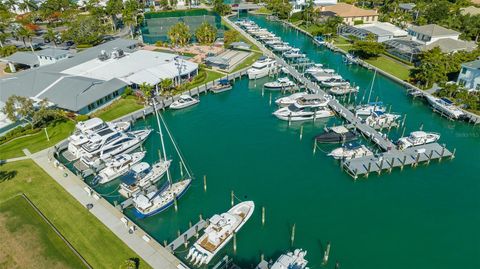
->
93, 15, 480, 268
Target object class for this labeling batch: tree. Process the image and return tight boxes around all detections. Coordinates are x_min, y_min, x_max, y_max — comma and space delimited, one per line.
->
424, 0, 451, 24
212, 0, 231, 16
265, 0, 291, 19
3, 95, 35, 128
223, 29, 239, 47
106, 0, 123, 31
412, 47, 448, 88
122, 0, 140, 39
159, 0, 169, 10
160, 78, 173, 93
139, 83, 153, 104
64, 16, 106, 46
168, 22, 190, 46
195, 22, 217, 45
44, 27, 57, 46
351, 34, 385, 59
302, 0, 315, 26
16, 26, 34, 51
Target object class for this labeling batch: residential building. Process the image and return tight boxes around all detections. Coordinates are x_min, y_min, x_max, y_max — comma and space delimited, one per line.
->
399, 3, 416, 12
384, 24, 477, 63
457, 60, 480, 91
291, 0, 337, 14
318, 3, 378, 26
1, 48, 71, 72
0, 39, 199, 114
338, 22, 407, 42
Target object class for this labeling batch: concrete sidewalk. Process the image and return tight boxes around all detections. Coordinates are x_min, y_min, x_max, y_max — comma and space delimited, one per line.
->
31, 148, 188, 269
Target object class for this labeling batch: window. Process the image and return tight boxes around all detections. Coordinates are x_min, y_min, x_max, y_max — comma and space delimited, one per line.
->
461, 68, 467, 74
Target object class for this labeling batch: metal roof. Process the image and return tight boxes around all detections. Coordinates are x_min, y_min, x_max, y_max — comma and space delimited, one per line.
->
409, 24, 459, 37
36, 48, 70, 58
461, 60, 480, 69
2, 52, 39, 67
423, 38, 477, 53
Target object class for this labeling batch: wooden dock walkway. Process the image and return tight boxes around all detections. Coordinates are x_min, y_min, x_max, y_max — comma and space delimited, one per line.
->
343, 143, 454, 179
166, 219, 208, 252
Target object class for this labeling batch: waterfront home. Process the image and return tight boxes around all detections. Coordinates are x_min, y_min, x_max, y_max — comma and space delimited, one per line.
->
338, 22, 407, 43
290, 0, 337, 14
317, 3, 378, 26
384, 24, 477, 63
457, 59, 480, 92
0, 39, 199, 114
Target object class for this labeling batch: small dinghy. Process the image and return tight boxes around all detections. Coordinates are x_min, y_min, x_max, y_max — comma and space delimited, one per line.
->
315, 125, 358, 143
210, 79, 232, 93
170, 95, 199, 110
328, 142, 373, 160
264, 77, 296, 90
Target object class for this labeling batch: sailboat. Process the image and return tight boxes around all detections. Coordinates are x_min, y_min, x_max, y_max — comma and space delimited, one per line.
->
131, 86, 192, 218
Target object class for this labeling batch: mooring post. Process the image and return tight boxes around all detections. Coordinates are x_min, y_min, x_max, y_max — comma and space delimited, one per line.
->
183, 234, 188, 248
189, 221, 192, 229
262, 206, 266, 226
378, 159, 384, 175
402, 114, 407, 128
313, 139, 317, 155
203, 175, 207, 192
231, 190, 235, 207
401, 126, 406, 137
335, 261, 340, 269
322, 241, 331, 265
366, 162, 371, 178
195, 225, 199, 238
390, 157, 394, 173
288, 112, 292, 126
401, 155, 406, 170
233, 232, 237, 254
177, 229, 181, 238
419, 122, 424, 131
179, 161, 183, 178
427, 150, 433, 164
164, 240, 168, 247
414, 153, 420, 167
174, 193, 178, 212
440, 144, 446, 161
451, 148, 456, 159
300, 125, 303, 140
199, 213, 203, 221
290, 223, 296, 246
269, 92, 272, 106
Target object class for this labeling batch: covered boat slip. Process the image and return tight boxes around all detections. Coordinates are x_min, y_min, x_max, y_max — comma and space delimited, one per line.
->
343, 143, 454, 179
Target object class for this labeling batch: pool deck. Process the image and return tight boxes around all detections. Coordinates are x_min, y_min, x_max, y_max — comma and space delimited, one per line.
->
31, 148, 189, 269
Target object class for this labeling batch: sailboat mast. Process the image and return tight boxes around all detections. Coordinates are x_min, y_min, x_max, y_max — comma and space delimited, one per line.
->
367, 69, 377, 104
154, 86, 172, 187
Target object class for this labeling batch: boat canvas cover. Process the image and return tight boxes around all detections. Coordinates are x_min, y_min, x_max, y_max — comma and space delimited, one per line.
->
345, 141, 361, 150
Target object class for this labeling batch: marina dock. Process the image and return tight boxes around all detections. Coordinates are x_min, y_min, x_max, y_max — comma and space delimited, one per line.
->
166, 219, 208, 252
225, 17, 456, 179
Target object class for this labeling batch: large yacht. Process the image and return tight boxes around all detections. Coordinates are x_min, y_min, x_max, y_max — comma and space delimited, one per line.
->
355, 102, 386, 116
186, 201, 255, 267
67, 118, 130, 158
170, 95, 199, 110
397, 131, 440, 150
97, 129, 151, 161
271, 43, 292, 52
283, 48, 306, 59
365, 111, 401, 128
425, 95, 465, 119
247, 57, 278, 79
132, 178, 192, 218
92, 151, 146, 185
118, 161, 171, 198
320, 78, 350, 87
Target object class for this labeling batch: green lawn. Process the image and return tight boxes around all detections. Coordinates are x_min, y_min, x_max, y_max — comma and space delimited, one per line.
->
0, 120, 75, 160
332, 36, 354, 51
230, 52, 262, 73
93, 96, 144, 122
0, 196, 86, 268
0, 160, 151, 269
251, 7, 272, 15
187, 69, 225, 90
365, 56, 412, 81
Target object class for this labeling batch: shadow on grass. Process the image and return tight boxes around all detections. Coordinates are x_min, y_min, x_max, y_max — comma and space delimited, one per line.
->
0, 170, 17, 183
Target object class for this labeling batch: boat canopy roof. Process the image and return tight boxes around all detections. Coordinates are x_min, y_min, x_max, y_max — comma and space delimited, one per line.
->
345, 141, 362, 150
440, 97, 453, 105
302, 94, 324, 100
410, 131, 427, 138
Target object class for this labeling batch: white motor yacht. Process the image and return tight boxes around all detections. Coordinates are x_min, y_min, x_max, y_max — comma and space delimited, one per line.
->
97, 129, 151, 161
328, 142, 373, 160
132, 178, 192, 218
92, 151, 146, 185
311, 73, 342, 82
272, 43, 292, 52
270, 249, 309, 269
425, 95, 464, 119
321, 78, 350, 87
328, 85, 359, 96
186, 201, 255, 267
397, 131, 440, 150
355, 102, 386, 116
170, 95, 199, 110
247, 57, 278, 79
264, 77, 296, 90
273, 100, 334, 121
275, 92, 308, 107
118, 161, 172, 198
365, 111, 401, 128
283, 48, 306, 59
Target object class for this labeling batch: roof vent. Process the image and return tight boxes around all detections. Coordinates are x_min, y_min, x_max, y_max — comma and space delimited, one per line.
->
111, 48, 125, 59
98, 50, 109, 61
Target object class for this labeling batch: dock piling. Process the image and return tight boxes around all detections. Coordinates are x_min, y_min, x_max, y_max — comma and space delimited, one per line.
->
300, 125, 303, 140
313, 139, 317, 155
262, 206, 266, 226
203, 175, 207, 192
322, 241, 331, 265
231, 190, 235, 207
179, 161, 183, 178
290, 223, 296, 246
451, 148, 456, 159
233, 232, 237, 254
269, 92, 272, 106
174, 193, 178, 212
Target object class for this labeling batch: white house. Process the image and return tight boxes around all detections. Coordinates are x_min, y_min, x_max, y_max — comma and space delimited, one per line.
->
407, 24, 460, 45
457, 60, 480, 92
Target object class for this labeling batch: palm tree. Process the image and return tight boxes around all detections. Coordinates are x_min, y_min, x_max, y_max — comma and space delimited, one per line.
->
160, 78, 173, 94
122, 0, 140, 39
16, 26, 34, 51
139, 83, 153, 105
44, 28, 57, 47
